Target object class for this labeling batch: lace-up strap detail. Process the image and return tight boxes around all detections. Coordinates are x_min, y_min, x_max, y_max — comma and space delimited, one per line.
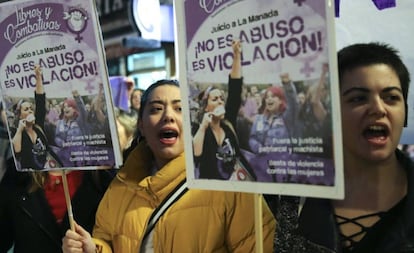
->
335, 211, 385, 252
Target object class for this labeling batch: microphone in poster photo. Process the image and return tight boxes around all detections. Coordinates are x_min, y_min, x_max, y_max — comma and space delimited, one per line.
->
192, 40, 256, 181
11, 65, 62, 171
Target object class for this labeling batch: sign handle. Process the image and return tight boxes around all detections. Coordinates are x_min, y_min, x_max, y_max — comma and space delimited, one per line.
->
254, 193, 264, 253
61, 169, 75, 231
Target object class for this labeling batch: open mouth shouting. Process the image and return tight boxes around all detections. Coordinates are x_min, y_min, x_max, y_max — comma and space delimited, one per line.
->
363, 124, 389, 145
159, 128, 179, 145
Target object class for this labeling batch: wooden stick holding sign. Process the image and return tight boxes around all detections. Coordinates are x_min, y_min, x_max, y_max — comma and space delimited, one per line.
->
61, 170, 75, 231
254, 193, 264, 253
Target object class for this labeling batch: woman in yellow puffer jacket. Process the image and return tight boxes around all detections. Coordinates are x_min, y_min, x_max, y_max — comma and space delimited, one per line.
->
62, 79, 276, 253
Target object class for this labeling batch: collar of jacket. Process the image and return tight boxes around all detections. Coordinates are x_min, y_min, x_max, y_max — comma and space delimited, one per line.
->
116, 141, 186, 194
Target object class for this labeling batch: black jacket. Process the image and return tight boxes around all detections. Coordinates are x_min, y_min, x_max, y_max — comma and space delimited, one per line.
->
0, 169, 114, 253
272, 149, 414, 253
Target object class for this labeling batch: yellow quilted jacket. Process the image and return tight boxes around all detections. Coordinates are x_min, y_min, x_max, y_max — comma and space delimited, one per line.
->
93, 142, 276, 253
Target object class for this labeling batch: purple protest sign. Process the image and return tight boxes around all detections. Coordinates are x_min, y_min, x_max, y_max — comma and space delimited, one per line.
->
0, 0, 122, 171
335, 0, 396, 17
372, 0, 396, 10
175, 0, 344, 199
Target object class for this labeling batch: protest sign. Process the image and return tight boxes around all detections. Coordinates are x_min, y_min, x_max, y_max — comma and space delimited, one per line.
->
175, 0, 344, 199
0, 0, 122, 171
